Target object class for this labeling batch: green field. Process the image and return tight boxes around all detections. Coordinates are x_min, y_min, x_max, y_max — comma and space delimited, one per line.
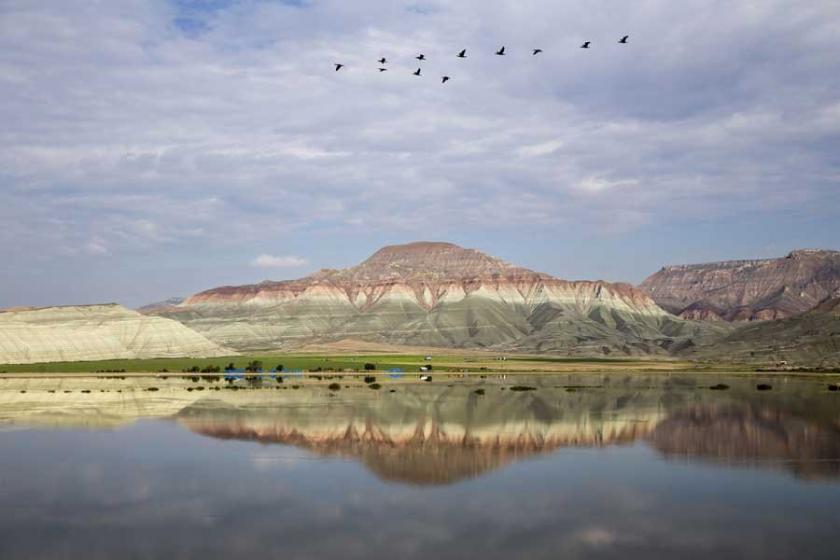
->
0, 355, 442, 374
0, 353, 754, 375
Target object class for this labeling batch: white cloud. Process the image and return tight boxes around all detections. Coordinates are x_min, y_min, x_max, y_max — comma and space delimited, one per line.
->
251, 254, 309, 269
574, 176, 640, 194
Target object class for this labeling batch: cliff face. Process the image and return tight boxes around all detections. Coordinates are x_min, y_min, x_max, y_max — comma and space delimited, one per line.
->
0, 304, 231, 365
639, 249, 840, 321
151, 242, 720, 355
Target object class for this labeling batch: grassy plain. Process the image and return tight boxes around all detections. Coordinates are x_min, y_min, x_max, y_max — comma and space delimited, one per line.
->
0, 352, 754, 376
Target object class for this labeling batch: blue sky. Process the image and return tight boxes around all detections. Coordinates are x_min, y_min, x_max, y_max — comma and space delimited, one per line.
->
1, 0, 839, 308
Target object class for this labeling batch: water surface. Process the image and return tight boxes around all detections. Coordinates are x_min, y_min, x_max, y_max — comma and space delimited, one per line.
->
1, 374, 840, 559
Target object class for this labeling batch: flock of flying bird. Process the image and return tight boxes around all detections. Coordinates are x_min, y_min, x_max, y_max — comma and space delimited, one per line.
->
334, 35, 630, 84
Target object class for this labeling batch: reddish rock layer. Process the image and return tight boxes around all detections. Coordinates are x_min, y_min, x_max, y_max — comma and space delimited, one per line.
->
640, 249, 840, 321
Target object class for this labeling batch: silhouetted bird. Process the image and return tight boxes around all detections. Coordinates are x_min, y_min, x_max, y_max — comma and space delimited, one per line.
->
416, 53, 426, 61
334, 63, 344, 71
532, 49, 543, 55
442, 76, 450, 84
378, 57, 387, 64
457, 49, 467, 58
378, 68, 388, 72
619, 35, 629, 44
413, 68, 422, 76
581, 41, 591, 49
496, 46, 506, 56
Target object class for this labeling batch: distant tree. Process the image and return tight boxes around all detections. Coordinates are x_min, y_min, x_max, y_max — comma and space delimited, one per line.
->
275, 364, 284, 372
245, 360, 263, 373
364, 363, 376, 371
225, 363, 236, 372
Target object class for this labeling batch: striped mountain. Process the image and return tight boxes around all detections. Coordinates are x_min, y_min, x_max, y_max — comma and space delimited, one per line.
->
148, 242, 724, 355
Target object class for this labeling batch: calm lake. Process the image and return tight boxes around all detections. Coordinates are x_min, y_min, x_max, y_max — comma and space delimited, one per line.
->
1, 373, 840, 559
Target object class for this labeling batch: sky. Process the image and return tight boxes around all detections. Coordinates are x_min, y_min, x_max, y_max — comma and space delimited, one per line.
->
1, 0, 839, 309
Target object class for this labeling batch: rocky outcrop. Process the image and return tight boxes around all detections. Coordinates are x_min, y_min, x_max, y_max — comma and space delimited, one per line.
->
0, 304, 232, 364
683, 296, 840, 365
150, 242, 723, 355
639, 249, 840, 321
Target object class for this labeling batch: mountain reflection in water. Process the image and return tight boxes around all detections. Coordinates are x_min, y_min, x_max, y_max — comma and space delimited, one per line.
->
170, 379, 840, 484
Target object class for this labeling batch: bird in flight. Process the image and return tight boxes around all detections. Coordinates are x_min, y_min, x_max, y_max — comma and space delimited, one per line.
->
496, 46, 506, 56
378, 57, 387, 64
581, 41, 591, 49
416, 53, 426, 61
378, 68, 388, 72
532, 48, 543, 55
413, 68, 422, 76
334, 63, 344, 71
457, 49, 467, 58
619, 35, 629, 44
442, 76, 450, 84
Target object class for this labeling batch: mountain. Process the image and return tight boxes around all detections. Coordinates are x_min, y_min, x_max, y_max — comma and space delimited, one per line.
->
639, 249, 840, 321
149, 242, 725, 355
137, 297, 184, 313
0, 304, 232, 365
684, 297, 840, 364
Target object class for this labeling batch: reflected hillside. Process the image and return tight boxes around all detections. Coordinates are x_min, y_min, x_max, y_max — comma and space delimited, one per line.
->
177, 383, 840, 484
3, 375, 840, 484
649, 403, 840, 479
177, 385, 665, 485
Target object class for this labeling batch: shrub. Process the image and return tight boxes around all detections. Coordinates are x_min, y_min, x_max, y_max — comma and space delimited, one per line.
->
368, 383, 382, 390
473, 388, 486, 395
364, 376, 376, 384
146, 387, 159, 392
328, 383, 341, 391
245, 360, 263, 373
364, 363, 376, 371
275, 364, 284, 372
510, 386, 537, 392
710, 384, 730, 391
756, 384, 773, 391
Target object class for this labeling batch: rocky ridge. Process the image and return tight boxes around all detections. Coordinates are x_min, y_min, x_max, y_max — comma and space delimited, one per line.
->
639, 249, 840, 321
